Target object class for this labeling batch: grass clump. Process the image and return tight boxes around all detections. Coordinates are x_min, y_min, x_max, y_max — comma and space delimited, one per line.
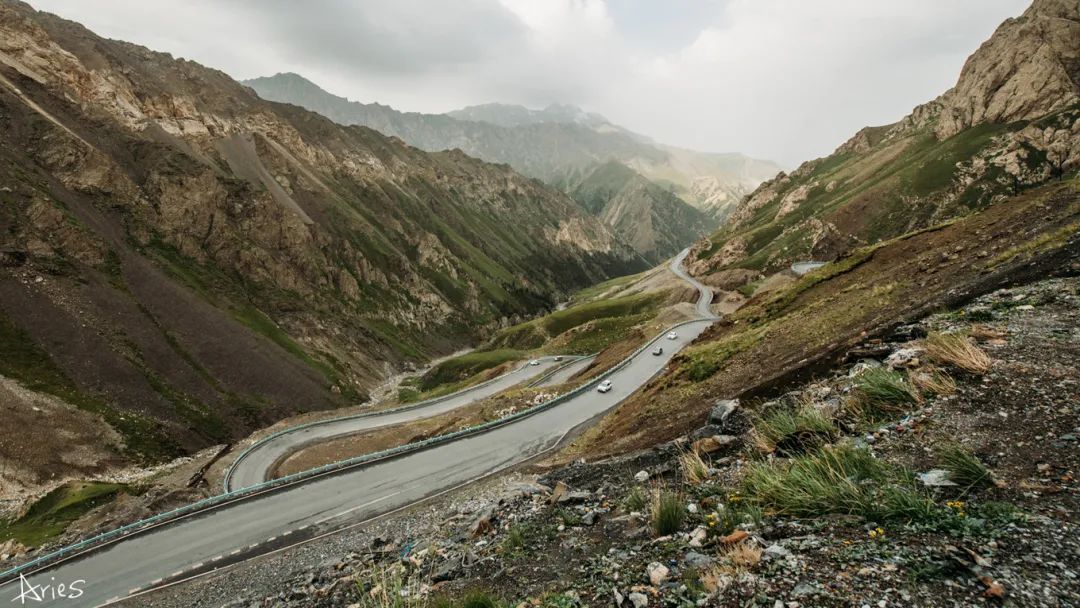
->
741, 444, 936, 522
937, 444, 994, 490
623, 486, 648, 512
357, 567, 424, 608
651, 489, 686, 536
679, 449, 711, 485
458, 593, 502, 608
0, 481, 128, 547
851, 368, 919, 419
501, 525, 526, 554
924, 332, 992, 374
751, 404, 837, 455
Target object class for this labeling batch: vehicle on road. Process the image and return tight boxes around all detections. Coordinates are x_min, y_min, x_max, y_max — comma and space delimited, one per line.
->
554, 356, 563, 361
652, 346, 663, 356
597, 380, 612, 393
529, 359, 540, 366
667, 331, 678, 340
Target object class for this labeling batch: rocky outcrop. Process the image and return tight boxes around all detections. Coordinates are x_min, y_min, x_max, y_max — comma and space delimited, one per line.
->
935, 0, 1080, 139
690, 0, 1080, 278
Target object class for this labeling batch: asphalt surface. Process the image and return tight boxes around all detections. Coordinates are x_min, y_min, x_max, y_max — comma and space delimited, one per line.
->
1, 249, 716, 607
532, 355, 596, 387
670, 249, 716, 318
225, 357, 566, 490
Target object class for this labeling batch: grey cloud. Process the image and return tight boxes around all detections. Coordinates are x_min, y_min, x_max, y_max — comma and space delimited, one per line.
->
222, 0, 528, 74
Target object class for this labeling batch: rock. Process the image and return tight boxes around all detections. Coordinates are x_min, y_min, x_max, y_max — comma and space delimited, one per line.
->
470, 507, 496, 536
764, 544, 791, 559
628, 592, 649, 608
646, 561, 670, 586
720, 529, 749, 544
683, 551, 714, 569
848, 360, 882, 377
431, 559, 462, 583
709, 399, 739, 425
559, 490, 591, 504
917, 469, 958, 487
790, 582, 819, 598
549, 481, 568, 504
582, 511, 598, 526
691, 434, 737, 455
885, 347, 925, 369
634, 470, 650, 482
613, 588, 625, 606
688, 526, 708, 548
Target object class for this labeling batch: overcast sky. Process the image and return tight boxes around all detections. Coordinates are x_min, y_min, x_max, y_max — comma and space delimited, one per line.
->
32, 0, 1029, 166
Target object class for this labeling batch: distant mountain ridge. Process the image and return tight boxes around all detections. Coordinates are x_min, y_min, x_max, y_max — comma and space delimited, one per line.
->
243, 73, 782, 227
560, 161, 713, 264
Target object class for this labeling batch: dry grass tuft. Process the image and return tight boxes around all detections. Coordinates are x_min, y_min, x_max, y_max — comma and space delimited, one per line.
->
679, 449, 711, 485
723, 542, 763, 569
924, 332, 993, 374
908, 366, 956, 397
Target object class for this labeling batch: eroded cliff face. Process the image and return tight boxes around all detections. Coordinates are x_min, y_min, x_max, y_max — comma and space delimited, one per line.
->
0, 0, 642, 473
935, 0, 1080, 139
691, 0, 1080, 280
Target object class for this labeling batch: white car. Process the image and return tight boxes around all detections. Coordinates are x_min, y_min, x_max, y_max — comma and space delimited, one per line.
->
529, 359, 540, 366
554, 356, 563, 361
597, 380, 612, 393
652, 346, 664, 356
667, 331, 678, 340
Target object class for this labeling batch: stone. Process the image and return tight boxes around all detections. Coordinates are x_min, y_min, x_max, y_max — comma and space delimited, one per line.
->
628, 592, 649, 608
688, 526, 708, 548
634, 470, 650, 482
432, 559, 461, 583
470, 507, 496, 536
549, 480, 569, 504
683, 551, 714, 569
764, 544, 792, 559
646, 561, 670, 586
692, 434, 737, 455
917, 469, 958, 487
885, 347, 925, 369
720, 529, 749, 544
709, 399, 739, 425
613, 588, 625, 606
582, 511, 598, 526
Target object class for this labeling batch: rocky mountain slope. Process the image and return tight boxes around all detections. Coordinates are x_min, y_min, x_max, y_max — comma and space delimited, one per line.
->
243, 73, 782, 224
560, 161, 713, 263
0, 0, 644, 491
688, 0, 1079, 285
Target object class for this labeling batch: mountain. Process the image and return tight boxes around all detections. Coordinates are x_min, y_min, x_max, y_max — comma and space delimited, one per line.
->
0, 0, 644, 479
243, 73, 782, 224
688, 0, 1079, 282
560, 161, 713, 263
447, 102, 629, 133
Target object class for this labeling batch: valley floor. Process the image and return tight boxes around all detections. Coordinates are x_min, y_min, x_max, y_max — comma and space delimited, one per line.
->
137, 277, 1078, 607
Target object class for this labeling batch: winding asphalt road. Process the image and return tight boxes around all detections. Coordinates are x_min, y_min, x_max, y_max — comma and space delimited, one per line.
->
225, 356, 570, 490
1, 250, 716, 607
